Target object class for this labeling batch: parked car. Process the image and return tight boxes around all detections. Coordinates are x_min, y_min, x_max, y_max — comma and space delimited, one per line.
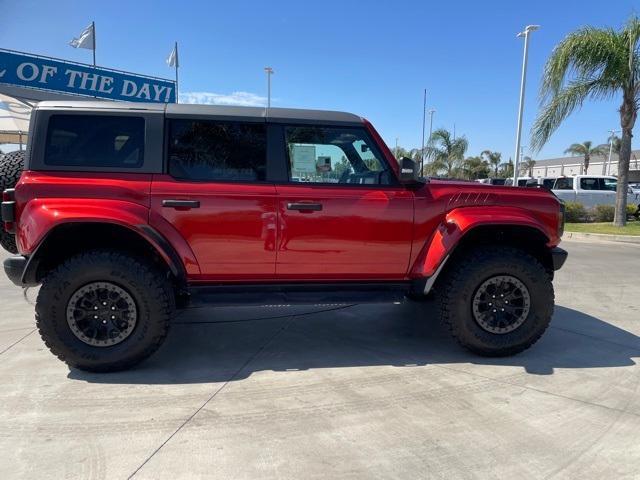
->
537, 177, 557, 189
1, 101, 567, 372
630, 183, 640, 194
552, 175, 639, 208
504, 177, 532, 187
477, 178, 506, 185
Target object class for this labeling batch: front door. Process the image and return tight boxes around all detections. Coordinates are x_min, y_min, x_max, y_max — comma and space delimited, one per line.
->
275, 125, 414, 280
150, 118, 277, 281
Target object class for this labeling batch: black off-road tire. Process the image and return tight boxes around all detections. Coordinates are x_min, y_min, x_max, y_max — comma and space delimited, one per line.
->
0, 150, 25, 254
36, 250, 174, 372
436, 246, 554, 357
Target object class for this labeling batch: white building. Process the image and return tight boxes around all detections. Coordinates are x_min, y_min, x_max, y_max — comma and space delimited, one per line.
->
531, 150, 640, 182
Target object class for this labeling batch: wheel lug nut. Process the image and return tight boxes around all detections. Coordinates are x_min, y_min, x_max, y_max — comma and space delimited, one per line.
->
489, 302, 492, 306
102, 302, 107, 306
111, 306, 116, 310
102, 320, 107, 324
94, 315, 98, 319
493, 309, 497, 313
501, 308, 505, 312
111, 315, 115, 320
505, 300, 509, 304
94, 306, 98, 310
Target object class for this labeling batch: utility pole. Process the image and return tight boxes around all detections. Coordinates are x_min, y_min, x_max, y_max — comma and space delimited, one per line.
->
513, 25, 540, 187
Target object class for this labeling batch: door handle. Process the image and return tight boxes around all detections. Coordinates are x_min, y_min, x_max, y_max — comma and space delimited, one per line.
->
162, 199, 201, 209
287, 202, 323, 212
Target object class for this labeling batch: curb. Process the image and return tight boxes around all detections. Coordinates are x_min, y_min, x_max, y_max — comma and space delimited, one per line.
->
564, 231, 640, 244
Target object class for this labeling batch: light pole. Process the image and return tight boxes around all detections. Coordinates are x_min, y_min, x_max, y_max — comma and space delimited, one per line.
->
421, 89, 427, 174
264, 67, 274, 110
604, 129, 620, 175
513, 25, 540, 187
428, 109, 435, 142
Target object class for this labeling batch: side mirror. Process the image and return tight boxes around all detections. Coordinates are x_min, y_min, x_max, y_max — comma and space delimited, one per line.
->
399, 157, 419, 184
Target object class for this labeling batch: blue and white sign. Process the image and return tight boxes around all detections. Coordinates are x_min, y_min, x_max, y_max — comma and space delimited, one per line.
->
0, 49, 176, 103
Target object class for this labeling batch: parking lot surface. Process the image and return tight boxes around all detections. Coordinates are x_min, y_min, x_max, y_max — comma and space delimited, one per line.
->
1, 239, 640, 479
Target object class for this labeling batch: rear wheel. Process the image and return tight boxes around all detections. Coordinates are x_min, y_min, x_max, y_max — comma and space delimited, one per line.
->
36, 250, 174, 372
0, 150, 25, 254
436, 246, 554, 356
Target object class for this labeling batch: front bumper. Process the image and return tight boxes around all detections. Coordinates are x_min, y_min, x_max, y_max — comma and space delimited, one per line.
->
551, 247, 568, 271
3, 255, 27, 286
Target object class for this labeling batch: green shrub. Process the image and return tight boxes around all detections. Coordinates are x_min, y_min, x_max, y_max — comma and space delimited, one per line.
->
627, 204, 638, 217
564, 202, 588, 223
593, 204, 615, 222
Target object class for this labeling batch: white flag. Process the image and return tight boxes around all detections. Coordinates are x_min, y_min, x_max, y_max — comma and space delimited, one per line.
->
69, 23, 95, 50
166, 44, 179, 68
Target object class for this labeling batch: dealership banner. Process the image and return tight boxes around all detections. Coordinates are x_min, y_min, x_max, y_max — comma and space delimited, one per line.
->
0, 49, 176, 103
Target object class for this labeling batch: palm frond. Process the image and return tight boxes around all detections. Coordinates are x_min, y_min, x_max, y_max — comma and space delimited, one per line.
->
531, 77, 617, 151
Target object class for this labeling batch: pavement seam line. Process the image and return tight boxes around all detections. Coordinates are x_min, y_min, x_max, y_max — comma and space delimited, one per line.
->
432, 363, 640, 419
126, 306, 343, 479
0, 328, 36, 355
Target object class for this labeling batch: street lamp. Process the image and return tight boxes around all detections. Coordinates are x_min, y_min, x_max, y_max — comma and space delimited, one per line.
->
604, 129, 620, 175
264, 67, 274, 110
512, 24, 540, 187
428, 109, 436, 142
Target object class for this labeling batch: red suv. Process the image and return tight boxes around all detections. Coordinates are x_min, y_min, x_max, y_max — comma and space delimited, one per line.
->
1, 101, 567, 372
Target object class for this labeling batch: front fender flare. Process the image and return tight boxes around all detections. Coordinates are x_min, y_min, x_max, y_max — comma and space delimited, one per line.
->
410, 206, 551, 283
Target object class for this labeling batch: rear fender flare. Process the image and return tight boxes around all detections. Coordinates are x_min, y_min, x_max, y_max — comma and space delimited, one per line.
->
18, 199, 199, 284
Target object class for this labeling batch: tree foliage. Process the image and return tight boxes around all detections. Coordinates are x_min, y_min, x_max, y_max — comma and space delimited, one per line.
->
531, 16, 640, 226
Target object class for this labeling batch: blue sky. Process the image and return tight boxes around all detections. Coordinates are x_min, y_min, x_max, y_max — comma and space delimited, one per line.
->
1, 0, 638, 160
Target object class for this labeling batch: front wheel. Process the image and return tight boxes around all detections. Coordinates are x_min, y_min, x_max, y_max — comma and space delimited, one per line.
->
436, 246, 554, 356
36, 250, 174, 372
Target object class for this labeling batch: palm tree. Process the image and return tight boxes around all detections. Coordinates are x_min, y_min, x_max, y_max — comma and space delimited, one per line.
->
462, 156, 490, 180
521, 156, 537, 177
481, 150, 502, 176
424, 128, 469, 177
531, 16, 640, 227
564, 141, 605, 174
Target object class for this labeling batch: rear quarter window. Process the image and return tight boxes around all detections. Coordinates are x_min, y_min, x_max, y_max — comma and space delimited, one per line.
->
44, 115, 145, 169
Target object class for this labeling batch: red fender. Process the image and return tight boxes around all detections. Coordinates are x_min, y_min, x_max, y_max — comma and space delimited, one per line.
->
410, 206, 554, 278
17, 198, 200, 276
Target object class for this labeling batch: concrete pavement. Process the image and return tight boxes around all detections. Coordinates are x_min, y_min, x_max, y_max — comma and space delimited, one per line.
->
1, 239, 639, 479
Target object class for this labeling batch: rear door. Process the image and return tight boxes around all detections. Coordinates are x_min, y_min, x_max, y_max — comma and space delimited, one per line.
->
150, 117, 277, 281
274, 124, 414, 280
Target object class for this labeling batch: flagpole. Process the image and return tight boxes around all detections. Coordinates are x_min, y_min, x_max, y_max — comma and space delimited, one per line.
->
92, 21, 96, 67
175, 41, 179, 103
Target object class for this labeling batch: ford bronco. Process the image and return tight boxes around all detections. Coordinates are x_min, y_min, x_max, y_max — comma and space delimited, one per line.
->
1, 101, 567, 372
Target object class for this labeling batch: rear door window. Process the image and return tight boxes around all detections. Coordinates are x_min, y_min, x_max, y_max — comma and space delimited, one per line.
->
168, 119, 267, 182
44, 115, 145, 168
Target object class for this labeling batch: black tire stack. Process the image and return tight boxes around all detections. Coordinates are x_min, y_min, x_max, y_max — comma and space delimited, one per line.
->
0, 150, 25, 254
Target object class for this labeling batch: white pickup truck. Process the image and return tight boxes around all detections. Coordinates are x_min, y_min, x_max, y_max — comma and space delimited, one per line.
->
552, 175, 639, 208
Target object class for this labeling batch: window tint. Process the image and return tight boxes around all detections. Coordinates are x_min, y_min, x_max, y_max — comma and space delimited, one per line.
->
579, 178, 617, 191
44, 115, 144, 168
285, 126, 392, 185
553, 178, 573, 190
168, 120, 266, 182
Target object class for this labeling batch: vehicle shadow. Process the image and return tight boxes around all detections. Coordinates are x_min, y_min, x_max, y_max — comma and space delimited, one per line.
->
69, 302, 640, 385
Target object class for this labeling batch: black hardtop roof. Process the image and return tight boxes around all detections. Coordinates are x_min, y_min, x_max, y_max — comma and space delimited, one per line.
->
35, 101, 365, 125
